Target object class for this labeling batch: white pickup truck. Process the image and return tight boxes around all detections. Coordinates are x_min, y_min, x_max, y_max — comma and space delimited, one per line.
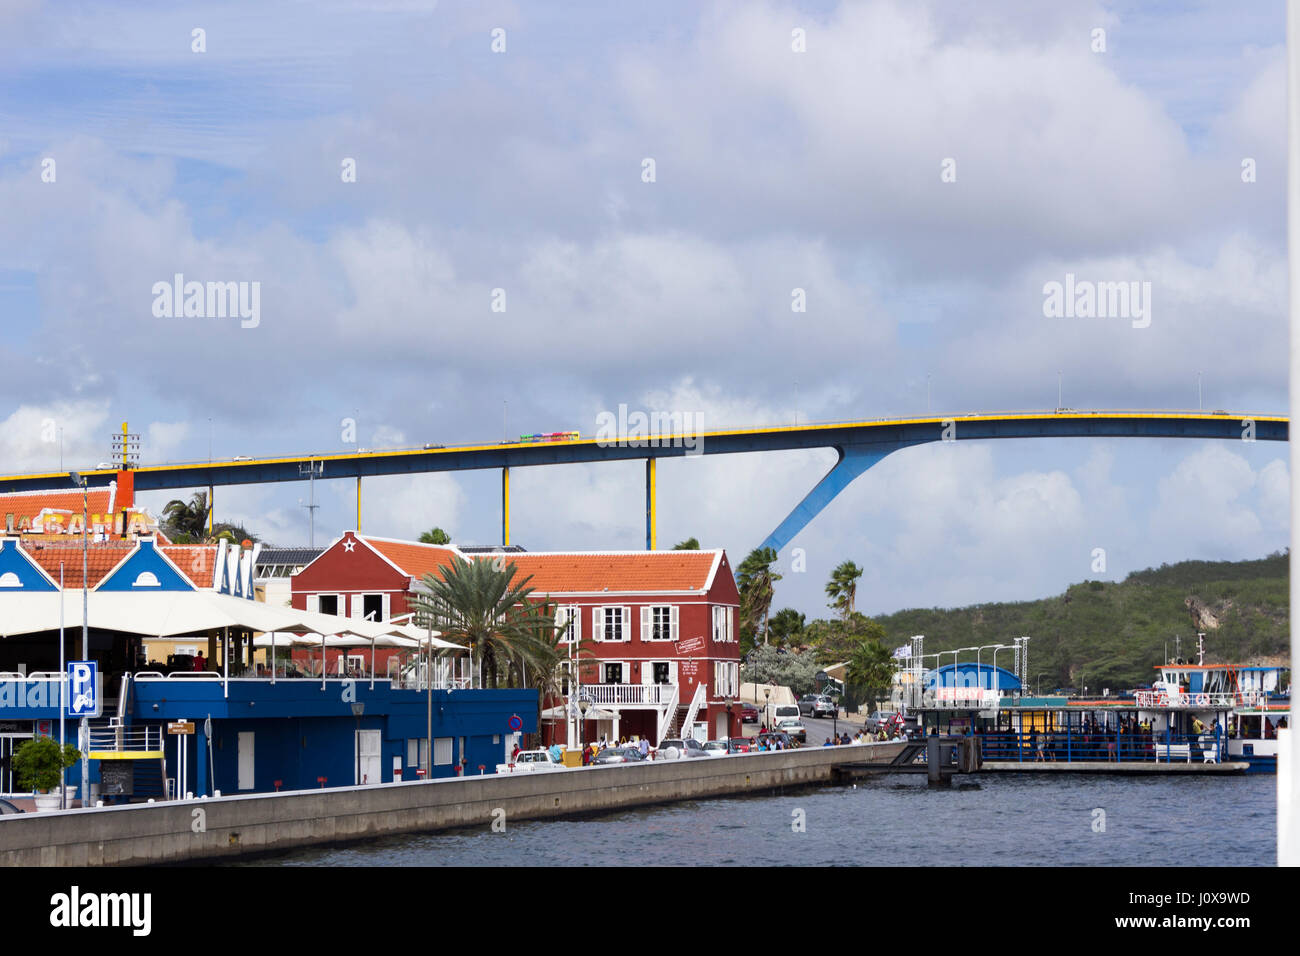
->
496, 749, 566, 774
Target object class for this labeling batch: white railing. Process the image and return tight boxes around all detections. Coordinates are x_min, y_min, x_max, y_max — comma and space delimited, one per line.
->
657, 682, 680, 742
87, 724, 163, 753
580, 683, 677, 706
1134, 690, 1264, 710
679, 683, 707, 735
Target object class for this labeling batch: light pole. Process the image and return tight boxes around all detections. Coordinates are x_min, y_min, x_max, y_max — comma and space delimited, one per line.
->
578, 696, 591, 753
763, 683, 773, 731
68, 472, 89, 807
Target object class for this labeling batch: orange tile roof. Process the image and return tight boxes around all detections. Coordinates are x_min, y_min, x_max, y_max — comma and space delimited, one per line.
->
498, 552, 719, 593
160, 545, 218, 588
359, 537, 721, 594
0, 486, 116, 530
363, 538, 461, 582
22, 540, 135, 588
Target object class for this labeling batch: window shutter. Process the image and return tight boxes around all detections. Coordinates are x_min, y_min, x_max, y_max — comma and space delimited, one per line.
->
381, 593, 390, 622
350, 595, 364, 619
642, 660, 654, 685
670, 605, 679, 642
573, 606, 581, 642
640, 606, 651, 641
555, 605, 569, 639
621, 607, 631, 641
621, 662, 629, 684
307, 594, 319, 613
669, 660, 678, 684
592, 606, 604, 641
727, 607, 734, 642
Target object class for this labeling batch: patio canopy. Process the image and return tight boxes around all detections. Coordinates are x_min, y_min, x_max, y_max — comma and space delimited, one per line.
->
0, 590, 462, 647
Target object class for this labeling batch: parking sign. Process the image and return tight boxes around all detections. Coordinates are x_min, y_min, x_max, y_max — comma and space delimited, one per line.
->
68, 661, 100, 717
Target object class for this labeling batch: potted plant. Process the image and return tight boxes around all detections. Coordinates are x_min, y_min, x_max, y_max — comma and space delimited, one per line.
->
12, 736, 81, 811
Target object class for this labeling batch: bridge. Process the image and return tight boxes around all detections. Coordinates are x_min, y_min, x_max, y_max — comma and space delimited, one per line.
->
0, 410, 1285, 553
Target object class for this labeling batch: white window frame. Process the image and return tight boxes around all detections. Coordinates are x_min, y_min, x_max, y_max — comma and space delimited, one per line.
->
712, 606, 735, 643
593, 606, 630, 642
434, 737, 453, 766
555, 604, 581, 644
641, 605, 678, 642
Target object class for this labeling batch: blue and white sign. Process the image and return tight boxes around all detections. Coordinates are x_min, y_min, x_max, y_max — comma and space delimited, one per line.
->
67, 661, 100, 718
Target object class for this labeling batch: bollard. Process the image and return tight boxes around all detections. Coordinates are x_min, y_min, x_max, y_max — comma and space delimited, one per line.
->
927, 735, 942, 784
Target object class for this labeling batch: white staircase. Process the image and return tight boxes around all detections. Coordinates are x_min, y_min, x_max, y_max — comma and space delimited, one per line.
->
678, 683, 707, 739
655, 682, 680, 744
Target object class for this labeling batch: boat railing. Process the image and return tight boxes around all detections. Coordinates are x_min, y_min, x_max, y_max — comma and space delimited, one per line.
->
977, 729, 1227, 764
1133, 689, 1264, 709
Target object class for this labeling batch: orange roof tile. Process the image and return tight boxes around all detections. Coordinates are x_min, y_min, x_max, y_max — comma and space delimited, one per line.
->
363, 538, 461, 582
22, 539, 135, 588
497, 552, 719, 593
160, 545, 218, 588
0, 485, 116, 530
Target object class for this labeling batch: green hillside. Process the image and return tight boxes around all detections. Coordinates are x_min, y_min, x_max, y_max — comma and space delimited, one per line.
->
873, 552, 1290, 693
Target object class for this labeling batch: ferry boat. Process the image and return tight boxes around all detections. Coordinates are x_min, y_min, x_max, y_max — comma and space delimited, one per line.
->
1134, 660, 1288, 773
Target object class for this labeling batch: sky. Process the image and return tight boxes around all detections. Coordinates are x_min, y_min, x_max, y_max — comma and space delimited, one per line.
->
0, 0, 1289, 625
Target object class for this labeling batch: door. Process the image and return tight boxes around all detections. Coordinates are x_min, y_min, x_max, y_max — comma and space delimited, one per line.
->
714, 710, 728, 740
355, 729, 382, 784
237, 732, 255, 790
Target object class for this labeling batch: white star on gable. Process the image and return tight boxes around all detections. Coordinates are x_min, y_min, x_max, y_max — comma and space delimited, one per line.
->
342, 539, 356, 553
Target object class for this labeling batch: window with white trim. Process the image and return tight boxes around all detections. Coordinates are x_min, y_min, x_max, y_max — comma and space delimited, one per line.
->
641, 605, 678, 642
714, 661, 739, 697
712, 606, 735, 642
555, 604, 580, 644
593, 606, 629, 642
434, 737, 453, 766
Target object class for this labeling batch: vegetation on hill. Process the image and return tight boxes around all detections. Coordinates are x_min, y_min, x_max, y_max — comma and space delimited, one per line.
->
872, 552, 1290, 693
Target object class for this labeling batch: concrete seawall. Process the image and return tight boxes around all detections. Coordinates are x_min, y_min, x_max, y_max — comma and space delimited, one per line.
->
0, 742, 905, 866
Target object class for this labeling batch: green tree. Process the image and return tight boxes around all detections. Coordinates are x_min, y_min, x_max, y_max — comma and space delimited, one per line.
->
672, 537, 700, 550
736, 547, 782, 645
162, 491, 210, 541
419, 527, 451, 545
845, 636, 896, 712
410, 555, 555, 689
740, 645, 822, 697
826, 560, 863, 619
13, 736, 80, 793
767, 608, 806, 647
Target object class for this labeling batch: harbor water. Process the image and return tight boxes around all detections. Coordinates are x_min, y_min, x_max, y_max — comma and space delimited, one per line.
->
241, 771, 1277, 867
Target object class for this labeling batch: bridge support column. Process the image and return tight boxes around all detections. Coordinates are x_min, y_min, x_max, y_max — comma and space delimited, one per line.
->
646, 458, 657, 550
759, 443, 904, 554
502, 467, 510, 546
356, 476, 361, 531
207, 485, 214, 534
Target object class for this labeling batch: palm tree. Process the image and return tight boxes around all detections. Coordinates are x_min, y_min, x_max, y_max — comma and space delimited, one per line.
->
736, 547, 782, 645
525, 600, 593, 746
419, 527, 451, 545
672, 537, 700, 550
845, 636, 896, 711
826, 560, 863, 619
410, 555, 555, 689
162, 492, 210, 541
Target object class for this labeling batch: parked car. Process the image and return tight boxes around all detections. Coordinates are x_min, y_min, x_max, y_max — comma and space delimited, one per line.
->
770, 704, 801, 727
776, 718, 807, 743
726, 738, 753, 754
591, 747, 645, 765
496, 749, 566, 773
740, 704, 759, 724
654, 738, 709, 759
863, 711, 900, 733
799, 695, 838, 718
702, 740, 732, 757
754, 731, 798, 750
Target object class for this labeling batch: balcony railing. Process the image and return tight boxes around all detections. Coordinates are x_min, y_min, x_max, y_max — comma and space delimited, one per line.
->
1133, 690, 1264, 709
580, 683, 676, 706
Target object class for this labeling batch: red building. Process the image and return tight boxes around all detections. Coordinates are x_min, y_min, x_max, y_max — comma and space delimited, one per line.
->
290, 533, 742, 745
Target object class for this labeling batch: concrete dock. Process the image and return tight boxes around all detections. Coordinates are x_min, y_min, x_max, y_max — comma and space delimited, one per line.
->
0, 741, 907, 866
983, 760, 1249, 773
